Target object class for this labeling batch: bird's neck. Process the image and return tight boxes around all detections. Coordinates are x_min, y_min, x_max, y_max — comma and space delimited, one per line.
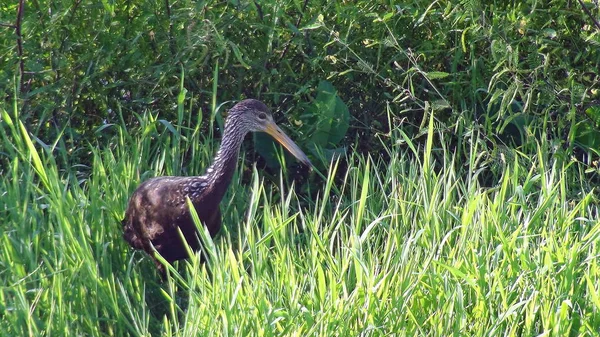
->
203, 120, 248, 202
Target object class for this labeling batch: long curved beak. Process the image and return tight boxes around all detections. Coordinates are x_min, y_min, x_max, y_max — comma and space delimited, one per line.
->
264, 121, 312, 168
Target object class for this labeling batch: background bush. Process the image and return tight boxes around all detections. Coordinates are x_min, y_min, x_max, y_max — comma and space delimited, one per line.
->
2, 0, 599, 173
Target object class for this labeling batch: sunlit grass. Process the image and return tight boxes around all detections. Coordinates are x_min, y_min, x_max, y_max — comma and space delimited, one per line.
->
1, 93, 599, 336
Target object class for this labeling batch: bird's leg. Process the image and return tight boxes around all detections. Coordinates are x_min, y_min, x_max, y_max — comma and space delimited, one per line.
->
154, 257, 168, 280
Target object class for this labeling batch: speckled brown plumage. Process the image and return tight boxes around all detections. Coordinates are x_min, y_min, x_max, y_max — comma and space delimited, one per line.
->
122, 99, 311, 274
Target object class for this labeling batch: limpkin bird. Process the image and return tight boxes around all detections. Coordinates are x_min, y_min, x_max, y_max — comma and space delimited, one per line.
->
122, 99, 311, 273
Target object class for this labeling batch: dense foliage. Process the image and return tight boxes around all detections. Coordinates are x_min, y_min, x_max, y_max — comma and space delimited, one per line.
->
2, 0, 599, 166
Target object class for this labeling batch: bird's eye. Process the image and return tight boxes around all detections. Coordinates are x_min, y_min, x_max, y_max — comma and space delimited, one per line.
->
258, 112, 267, 120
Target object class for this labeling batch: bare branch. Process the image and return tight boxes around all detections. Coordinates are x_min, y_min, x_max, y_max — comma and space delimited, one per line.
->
16, 0, 26, 93
578, 0, 600, 31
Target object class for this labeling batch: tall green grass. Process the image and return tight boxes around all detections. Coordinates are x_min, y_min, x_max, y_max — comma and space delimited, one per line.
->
1, 95, 599, 336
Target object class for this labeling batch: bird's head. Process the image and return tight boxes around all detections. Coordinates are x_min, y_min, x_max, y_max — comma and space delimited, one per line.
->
228, 99, 312, 167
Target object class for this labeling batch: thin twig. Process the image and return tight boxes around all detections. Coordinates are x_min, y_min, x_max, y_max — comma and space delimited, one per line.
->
253, 1, 264, 21
16, 0, 25, 93
279, 0, 309, 61
577, 0, 600, 31
165, 0, 177, 56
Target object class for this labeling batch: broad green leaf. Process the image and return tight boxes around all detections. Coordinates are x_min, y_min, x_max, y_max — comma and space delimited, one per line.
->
308, 80, 350, 148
